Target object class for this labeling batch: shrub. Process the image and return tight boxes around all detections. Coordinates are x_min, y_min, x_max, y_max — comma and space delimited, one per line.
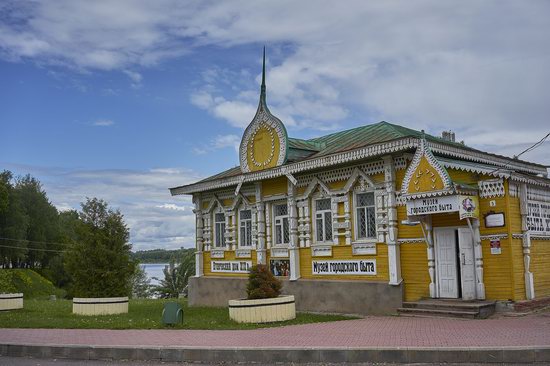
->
246, 264, 281, 299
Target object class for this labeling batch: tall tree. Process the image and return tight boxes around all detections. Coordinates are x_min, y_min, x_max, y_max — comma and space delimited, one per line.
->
15, 174, 60, 268
65, 197, 135, 297
0, 171, 28, 268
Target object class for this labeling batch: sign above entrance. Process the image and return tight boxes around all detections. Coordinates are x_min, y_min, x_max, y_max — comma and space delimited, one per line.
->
406, 196, 459, 216
406, 194, 479, 220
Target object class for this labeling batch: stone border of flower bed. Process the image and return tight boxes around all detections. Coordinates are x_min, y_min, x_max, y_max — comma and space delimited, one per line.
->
72, 297, 128, 316
0, 293, 23, 311
229, 295, 295, 323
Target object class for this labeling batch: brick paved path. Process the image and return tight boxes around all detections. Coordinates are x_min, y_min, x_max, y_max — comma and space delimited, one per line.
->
2, 314, 550, 349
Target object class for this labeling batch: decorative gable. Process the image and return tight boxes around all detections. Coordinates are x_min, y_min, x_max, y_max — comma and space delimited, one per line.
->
239, 49, 288, 173
401, 136, 452, 198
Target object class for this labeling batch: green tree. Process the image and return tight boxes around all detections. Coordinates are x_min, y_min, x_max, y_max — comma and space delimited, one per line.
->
64, 197, 135, 298
131, 263, 151, 298
153, 251, 195, 298
0, 171, 29, 268
15, 174, 60, 268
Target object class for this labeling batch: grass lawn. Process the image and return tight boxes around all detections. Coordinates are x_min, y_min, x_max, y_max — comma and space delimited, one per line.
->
0, 298, 357, 330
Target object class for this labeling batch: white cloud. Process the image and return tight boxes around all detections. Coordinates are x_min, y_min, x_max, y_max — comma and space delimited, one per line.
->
156, 203, 186, 211
193, 134, 240, 156
92, 119, 114, 127
3, 163, 203, 251
123, 69, 143, 88
3, 1, 549, 144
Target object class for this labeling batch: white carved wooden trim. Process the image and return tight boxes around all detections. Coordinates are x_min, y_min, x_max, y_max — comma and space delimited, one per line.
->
172, 137, 546, 196
311, 245, 332, 257
210, 250, 225, 258
478, 179, 505, 198
270, 247, 289, 258
479, 234, 508, 240
235, 249, 252, 258
352, 242, 376, 255
509, 182, 519, 198
397, 238, 425, 244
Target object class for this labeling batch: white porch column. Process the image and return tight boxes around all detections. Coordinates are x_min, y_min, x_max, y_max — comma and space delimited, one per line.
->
288, 180, 301, 281
471, 219, 486, 299
193, 196, 204, 277
520, 183, 535, 299
383, 156, 402, 285
255, 183, 267, 265
424, 216, 436, 298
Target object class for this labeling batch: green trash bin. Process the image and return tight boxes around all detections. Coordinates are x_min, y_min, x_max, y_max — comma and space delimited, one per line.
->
162, 302, 183, 325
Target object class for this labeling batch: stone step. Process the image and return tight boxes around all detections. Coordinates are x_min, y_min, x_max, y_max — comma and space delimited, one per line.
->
400, 299, 496, 319
402, 300, 495, 312
397, 307, 479, 319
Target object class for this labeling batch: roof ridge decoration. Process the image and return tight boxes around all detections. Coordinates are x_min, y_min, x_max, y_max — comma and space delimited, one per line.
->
401, 132, 453, 199
239, 47, 288, 173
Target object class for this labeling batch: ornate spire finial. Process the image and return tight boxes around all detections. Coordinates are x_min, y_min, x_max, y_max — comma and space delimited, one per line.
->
260, 46, 266, 105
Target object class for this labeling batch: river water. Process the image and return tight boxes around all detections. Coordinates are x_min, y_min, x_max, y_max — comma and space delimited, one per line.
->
139, 263, 168, 285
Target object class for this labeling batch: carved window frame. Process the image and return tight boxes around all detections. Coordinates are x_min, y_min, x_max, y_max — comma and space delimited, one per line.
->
238, 207, 253, 248
312, 193, 333, 245
213, 207, 227, 249
272, 201, 290, 247
352, 189, 377, 244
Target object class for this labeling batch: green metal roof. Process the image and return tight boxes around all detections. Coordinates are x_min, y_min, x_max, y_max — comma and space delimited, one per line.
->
306, 121, 465, 157
176, 121, 547, 189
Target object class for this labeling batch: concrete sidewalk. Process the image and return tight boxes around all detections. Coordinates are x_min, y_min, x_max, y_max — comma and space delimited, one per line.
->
1, 313, 550, 363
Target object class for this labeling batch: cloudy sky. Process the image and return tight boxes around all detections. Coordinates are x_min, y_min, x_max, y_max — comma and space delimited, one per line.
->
1, 1, 549, 251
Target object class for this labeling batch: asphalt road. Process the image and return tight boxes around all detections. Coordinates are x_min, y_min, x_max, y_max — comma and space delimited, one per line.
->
0, 357, 537, 366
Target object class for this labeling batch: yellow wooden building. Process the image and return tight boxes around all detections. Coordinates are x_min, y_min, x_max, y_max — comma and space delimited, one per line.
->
170, 53, 550, 315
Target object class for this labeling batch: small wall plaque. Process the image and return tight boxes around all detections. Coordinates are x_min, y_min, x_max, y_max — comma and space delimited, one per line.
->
484, 212, 505, 228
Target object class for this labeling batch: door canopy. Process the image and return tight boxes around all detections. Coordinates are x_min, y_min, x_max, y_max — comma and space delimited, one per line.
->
401, 135, 453, 199
239, 48, 288, 173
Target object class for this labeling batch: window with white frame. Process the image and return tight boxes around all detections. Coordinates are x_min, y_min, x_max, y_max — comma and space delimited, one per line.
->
314, 198, 332, 243
214, 212, 226, 248
239, 209, 253, 247
355, 192, 376, 240
273, 203, 289, 245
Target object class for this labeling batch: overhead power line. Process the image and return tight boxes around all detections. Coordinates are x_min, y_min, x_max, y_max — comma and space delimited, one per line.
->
0, 244, 67, 253
0, 236, 73, 247
489, 131, 550, 175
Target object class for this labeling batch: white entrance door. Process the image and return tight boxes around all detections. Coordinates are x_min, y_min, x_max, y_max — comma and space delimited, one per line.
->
458, 228, 476, 300
435, 228, 459, 298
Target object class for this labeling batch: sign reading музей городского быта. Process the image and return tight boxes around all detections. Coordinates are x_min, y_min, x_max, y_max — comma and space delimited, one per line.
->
406, 195, 479, 220
312, 259, 377, 275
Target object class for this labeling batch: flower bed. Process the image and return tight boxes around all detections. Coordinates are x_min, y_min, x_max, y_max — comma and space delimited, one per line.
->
72, 297, 128, 315
229, 295, 295, 323
0, 293, 23, 311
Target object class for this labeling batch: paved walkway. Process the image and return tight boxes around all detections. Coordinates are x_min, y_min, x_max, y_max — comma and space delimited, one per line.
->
2, 313, 550, 349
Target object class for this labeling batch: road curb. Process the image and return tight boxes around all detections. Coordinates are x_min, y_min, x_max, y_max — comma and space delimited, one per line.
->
2, 344, 550, 363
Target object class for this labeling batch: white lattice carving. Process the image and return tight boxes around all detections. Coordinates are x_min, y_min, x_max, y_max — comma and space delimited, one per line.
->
527, 186, 550, 202
478, 179, 505, 198
395, 191, 406, 206
509, 183, 519, 198
394, 156, 408, 170
296, 160, 385, 187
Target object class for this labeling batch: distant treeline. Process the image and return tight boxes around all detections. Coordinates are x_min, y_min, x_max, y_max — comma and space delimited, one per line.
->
131, 248, 194, 263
